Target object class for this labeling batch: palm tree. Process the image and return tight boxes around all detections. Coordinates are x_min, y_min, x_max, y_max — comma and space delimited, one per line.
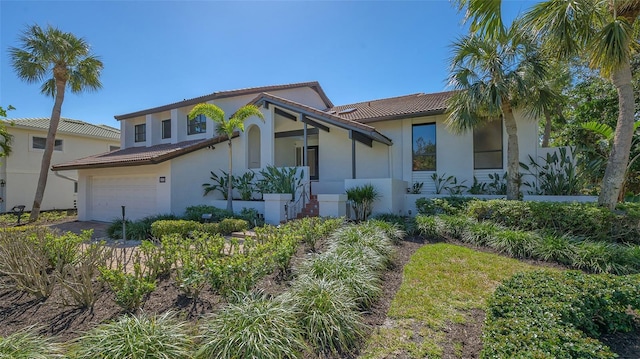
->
447, 25, 549, 200
522, 0, 640, 208
188, 103, 264, 212
9, 24, 102, 221
0, 105, 14, 159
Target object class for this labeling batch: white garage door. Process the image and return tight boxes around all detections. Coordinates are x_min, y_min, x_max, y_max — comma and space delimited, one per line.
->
89, 175, 157, 222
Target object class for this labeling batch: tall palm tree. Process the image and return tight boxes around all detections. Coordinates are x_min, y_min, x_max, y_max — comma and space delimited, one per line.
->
522, 0, 640, 208
188, 103, 264, 212
9, 24, 102, 221
447, 25, 549, 200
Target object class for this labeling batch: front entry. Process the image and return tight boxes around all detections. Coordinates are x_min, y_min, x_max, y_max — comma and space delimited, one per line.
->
296, 145, 319, 180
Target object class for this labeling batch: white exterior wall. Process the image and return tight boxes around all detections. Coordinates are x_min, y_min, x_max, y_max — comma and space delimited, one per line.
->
3, 127, 119, 212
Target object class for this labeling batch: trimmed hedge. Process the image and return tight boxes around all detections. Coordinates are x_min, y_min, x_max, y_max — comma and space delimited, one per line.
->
151, 218, 248, 238
482, 271, 640, 358
415, 197, 477, 216
466, 200, 640, 244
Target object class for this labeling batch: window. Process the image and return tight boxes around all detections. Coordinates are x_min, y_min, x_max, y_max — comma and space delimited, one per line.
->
134, 124, 146, 142
473, 120, 503, 169
32, 136, 63, 151
162, 119, 171, 139
188, 114, 206, 135
412, 123, 436, 171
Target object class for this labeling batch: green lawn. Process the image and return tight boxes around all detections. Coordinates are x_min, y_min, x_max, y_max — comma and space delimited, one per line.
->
360, 243, 557, 358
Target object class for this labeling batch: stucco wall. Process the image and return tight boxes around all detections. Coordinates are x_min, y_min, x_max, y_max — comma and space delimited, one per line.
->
3, 127, 119, 212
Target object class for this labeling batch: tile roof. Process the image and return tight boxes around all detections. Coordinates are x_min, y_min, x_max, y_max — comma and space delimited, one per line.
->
328, 91, 455, 123
250, 93, 393, 145
114, 81, 334, 120
5, 117, 120, 139
52, 133, 237, 171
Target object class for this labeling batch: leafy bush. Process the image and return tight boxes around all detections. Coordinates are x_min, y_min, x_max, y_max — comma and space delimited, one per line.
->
287, 277, 365, 357
466, 200, 640, 244
482, 271, 640, 358
183, 205, 234, 222
256, 165, 304, 200
107, 214, 178, 240
0, 328, 62, 358
197, 292, 305, 359
99, 265, 156, 312
367, 219, 406, 245
217, 218, 249, 235
520, 147, 586, 195
233, 170, 257, 200
58, 241, 113, 308
415, 196, 477, 216
150, 220, 201, 238
372, 213, 417, 237
485, 229, 538, 259
346, 183, 380, 221
202, 169, 232, 199
328, 223, 394, 262
40, 230, 88, 269
70, 312, 193, 359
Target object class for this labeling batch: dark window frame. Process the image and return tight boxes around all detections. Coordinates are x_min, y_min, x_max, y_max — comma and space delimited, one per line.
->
134, 124, 146, 143
473, 120, 504, 170
412, 123, 437, 171
161, 119, 171, 139
187, 114, 206, 135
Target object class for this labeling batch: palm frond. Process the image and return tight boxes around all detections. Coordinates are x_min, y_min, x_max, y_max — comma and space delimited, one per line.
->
454, 0, 505, 39
589, 18, 635, 76
581, 121, 614, 140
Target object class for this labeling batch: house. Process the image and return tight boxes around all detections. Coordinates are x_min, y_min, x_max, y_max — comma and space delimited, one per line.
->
1, 118, 120, 213
53, 82, 542, 223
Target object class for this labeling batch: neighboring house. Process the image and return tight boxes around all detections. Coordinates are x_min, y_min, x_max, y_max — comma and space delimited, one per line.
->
54, 81, 541, 222
1, 118, 120, 213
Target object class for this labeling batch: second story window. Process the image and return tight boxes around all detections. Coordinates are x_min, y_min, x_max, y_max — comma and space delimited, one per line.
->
162, 119, 171, 139
188, 114, 206, 135
135, 124, 146, 143
32, 136, 63, 151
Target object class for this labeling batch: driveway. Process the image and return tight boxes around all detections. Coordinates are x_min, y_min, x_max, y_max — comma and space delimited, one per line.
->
46, 220, 110, 240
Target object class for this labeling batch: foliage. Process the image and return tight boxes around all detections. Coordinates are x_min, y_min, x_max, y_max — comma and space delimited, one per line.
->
466, 200, 640, 244
346, 183, 380, 221
487, 172, 507, 195
468, 176, 488, 194
430, 173, 454, 194
256, 165, 304, 199
415, 196, 476, 216
197, 292, 305, 359
107, 214, 177, 240
0, 327, 62, 359
483, 271, 640, 358
98, 264, 156, 312
410, 182, 424, 194
233, 170, 256, 200
521, 147, 586, 195
183, 205, 234, 222
70, 312, 193, 359
287, 277, 365, 357
150, 218, 248, 239
371, 213, 417, 237
202, 170, 232, 199
58, 241, 113, 308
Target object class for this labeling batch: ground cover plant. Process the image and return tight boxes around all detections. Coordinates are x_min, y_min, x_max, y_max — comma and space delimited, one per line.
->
483, 271, 640, 358
0, 209, 76, 227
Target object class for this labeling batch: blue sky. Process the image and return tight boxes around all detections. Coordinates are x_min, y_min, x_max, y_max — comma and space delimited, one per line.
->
1, 1, 535, 129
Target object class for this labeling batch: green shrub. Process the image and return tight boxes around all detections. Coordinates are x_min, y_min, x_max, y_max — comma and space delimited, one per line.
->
372, 213, 417, 237
415, 215, 438, 237
415, 197, 477, 215
197, 292, 305, 359
570, 241, 634, 275
328, 223, 394, 261
529, 232, 577, 264
150, 220, 201, 238
40, 230, 88, 269
99, 265, 156, 312
0, 328, 62, 358
461, 220, 502, 246
346, 183, 380, 222
467, 200, 640, 244
217, 218, 249, 235
482, 271, 640, 358
59, 241, 113, 308
433, 215, 475, 240
70, 312, 193, 359
183, 205, 234, 222
107, 214, 178, 240
287, 277, 365, 357
485, 229, 539, 259
368, 219, 406, 245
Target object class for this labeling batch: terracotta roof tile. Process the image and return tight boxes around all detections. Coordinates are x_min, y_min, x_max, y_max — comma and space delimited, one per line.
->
5, 117, 120, 139
52, 133, 237, 171
328, 91, 455, 123
115, 82, 333, 120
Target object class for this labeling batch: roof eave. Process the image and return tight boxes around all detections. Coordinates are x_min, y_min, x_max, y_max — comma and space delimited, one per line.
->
355, 109, 448, 124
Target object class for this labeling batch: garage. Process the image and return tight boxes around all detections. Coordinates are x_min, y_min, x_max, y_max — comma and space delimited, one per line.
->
88, 175, 157, 222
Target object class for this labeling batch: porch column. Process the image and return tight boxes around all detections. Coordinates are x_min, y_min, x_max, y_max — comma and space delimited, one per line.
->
302, 116, 308, 167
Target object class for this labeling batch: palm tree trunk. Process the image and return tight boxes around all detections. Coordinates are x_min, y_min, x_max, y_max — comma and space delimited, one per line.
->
226, 140, 233, 212
541, 108, 552, 147
30, 77, 66, 221
599, 62, 635, 209
503, 105, 520, 200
